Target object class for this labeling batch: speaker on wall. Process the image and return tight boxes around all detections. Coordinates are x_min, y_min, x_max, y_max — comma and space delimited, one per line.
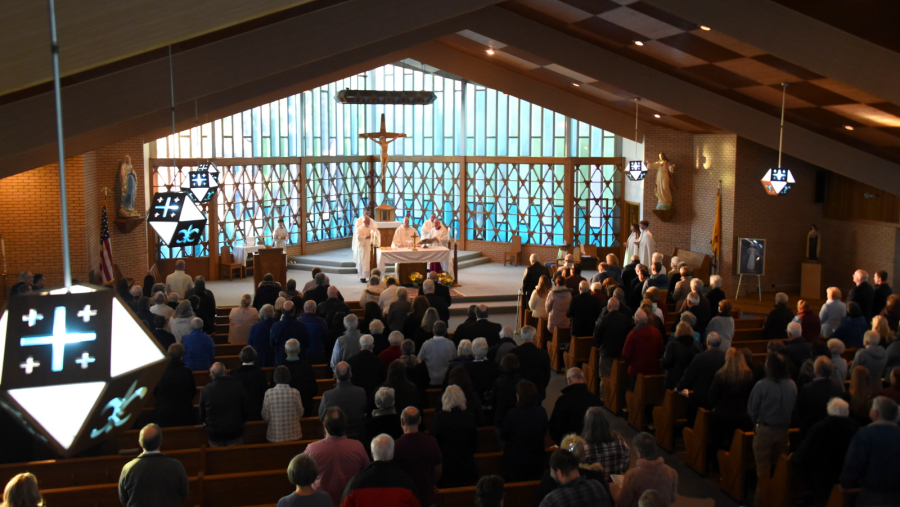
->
815, 171, 827, 203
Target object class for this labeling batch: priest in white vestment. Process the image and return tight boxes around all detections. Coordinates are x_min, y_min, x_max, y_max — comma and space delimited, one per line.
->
392, 216, 418, 248
424, 218, 450, 272
420, 212, 437, 238
351, 209, 378, 257
637, 220, 655, 267
355, 217, 375, 282
273, 219, 288, 249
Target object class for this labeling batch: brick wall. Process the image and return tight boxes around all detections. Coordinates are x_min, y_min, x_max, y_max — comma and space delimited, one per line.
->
0, 156, 89, 302
642, 126, 694, 257
82, 138, 149, 282
691, 134, 737, 293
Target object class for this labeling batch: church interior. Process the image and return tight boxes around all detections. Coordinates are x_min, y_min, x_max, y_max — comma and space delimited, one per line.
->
0, 1, 899, 506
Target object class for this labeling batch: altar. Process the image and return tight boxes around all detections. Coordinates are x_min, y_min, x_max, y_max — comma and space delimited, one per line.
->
377, 246, 454, 279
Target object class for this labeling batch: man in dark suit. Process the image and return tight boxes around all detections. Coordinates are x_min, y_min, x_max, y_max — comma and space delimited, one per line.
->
199, 362, 251, 446
347, 334, 388, 407
791, 398, 858, 507
511, 325, 551, 400
763, 292, 795, 341
453, 305, 478, 342
457, 304, 503, 348
568, 280, 601, 337
548, 367, 603, 444
427, 271, 452, 308
621, 255, 640, 290
796, 356, 845, 437
872, 270, 893, 316
275, 339, 318, 415
423, 280, 450, 322
302, 272, 330, 305
269, 302, 311, 365
677, 333, 726, 423
229, 346, 268, 421
153, 343, 196, 427
316, 285, 349, 329
849, 269, 876, 320
594, 297, 634, 378
118, 424, 189, 507
522, 254, 550, 300
626, 265, 649, 311
252, 273, 282, 310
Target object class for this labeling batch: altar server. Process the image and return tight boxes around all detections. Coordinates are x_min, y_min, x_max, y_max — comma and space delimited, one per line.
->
351, 209, 378, 257
356, 216, 376, 282
420, 212, 437, 238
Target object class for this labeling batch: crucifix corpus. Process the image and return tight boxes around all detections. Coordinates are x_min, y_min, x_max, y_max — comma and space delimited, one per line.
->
360, 113, 407, 196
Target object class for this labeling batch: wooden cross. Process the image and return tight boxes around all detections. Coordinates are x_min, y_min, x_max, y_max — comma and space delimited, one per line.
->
360, 113, 407, 193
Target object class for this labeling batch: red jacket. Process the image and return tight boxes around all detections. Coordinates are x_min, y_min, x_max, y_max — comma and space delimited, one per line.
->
796, 309, 821, 343
621, 325, 664, 376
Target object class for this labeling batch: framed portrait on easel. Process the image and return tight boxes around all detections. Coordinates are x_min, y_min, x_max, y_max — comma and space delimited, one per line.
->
738, 238, 765, 275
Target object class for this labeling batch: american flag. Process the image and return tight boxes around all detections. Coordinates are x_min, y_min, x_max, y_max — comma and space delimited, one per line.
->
100, 206, 115, 284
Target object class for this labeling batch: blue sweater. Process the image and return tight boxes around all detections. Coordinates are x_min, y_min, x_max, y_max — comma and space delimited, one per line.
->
247, 319, 276, 367
182, 330, 215, 371
840, 421, 900, 494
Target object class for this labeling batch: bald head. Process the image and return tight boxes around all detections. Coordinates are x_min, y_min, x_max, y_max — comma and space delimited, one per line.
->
139, 423, 162, 451
327, 285, 339, 298
210, 362, 226, 379
282, 301, 295, 316
335, 361, 351, 382
579, 280, 590, 294
566, 367, 585, 384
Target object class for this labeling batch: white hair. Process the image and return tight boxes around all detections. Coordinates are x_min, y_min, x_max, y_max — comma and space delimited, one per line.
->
520, 325, 536, 342
370, 434, 395, 461
285, 338, 300, 356
864, 330, 881, 347
787, 322, 802, 338
344, 313, 359, 329
652, 252, 663, 263
472, 338, 489, 360
304, 300, 316, 313
690, 278, 703, 291
374, 387, 395, 409
396, 287, 408, 300
388, 331, 403, 346
670, 256, 680, 268
707, 332, 722, 348
369, 319, 384, 335
259, 304, 275, 320
579, 280, 590, 293
499, 326, 514, 339
457, 339, 473, 357
423, 279, 435, 293
635, 309, 648, 325
359, 334, 375, 350
827, 338, 846, 355
566, 367, 585, 381
827, 397, 850, 417
130, 286, 142, 297
709, 275, 723, 289
591, 282, 603, 292
775, 292, 788, 304
687, 292, 700, 306
441, 385, 467, 411
190, 317, 204, 330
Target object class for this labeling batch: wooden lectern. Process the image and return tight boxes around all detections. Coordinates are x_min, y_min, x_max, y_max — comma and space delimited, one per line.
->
253, 247, 287, 289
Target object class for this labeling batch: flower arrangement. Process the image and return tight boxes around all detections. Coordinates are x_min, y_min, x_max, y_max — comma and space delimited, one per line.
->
437, 272, 455, 287
409, 272, 424, 288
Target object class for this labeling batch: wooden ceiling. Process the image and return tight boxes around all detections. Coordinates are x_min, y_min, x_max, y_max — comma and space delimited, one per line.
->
0, 0, 898, 193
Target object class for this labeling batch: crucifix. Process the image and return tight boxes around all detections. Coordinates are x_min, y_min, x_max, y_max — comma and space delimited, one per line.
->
360, 113, 407, 195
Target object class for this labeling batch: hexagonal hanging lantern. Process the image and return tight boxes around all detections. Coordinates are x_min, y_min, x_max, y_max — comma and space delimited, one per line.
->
0, 285, 167, 456
147, 191, 206, 246
180, 161, 219, 203
761, 167, 795, 195
627, 160, 647, 181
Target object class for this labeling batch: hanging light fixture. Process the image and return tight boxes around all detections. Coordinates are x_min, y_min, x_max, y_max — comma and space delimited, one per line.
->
627, 98, 647, 181
761, 82, 795, 195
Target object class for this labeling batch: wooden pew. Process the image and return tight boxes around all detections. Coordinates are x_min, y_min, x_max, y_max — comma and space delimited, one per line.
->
215, 343, 245, 356
652, 389, 688, 452
194, 368, 276, 386
536, 317, 550, 350
563, 336, 592, 371
825, 485, 859, 507
732, 328, 765, 343
682, 407, 710, 476
734, 317, 764, 329
737, 339, 778, 354
769, 452, 807, 507
203, 469, 292, 506
548, 327, 572, 372
473, 448, 553, 478
717, 429, 755, 501
583, 347, 600, 395
41, 478, 200, 507
625, 374, 665, 430
523, 309, 536, 330
603, 360, 627, 415
435, 480, 541, 507
427, 388, 443, 409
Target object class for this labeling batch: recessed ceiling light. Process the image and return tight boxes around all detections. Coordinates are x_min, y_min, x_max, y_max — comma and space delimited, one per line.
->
485, 48, 495, 55
573, 83, 580, 87
634, 40, 644, 46
654, 114, 661, 118
844, 125, 855, 131
700, 25, 711, 31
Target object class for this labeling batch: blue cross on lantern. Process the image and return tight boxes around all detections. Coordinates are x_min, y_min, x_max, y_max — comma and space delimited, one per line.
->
181, 162, 219, 203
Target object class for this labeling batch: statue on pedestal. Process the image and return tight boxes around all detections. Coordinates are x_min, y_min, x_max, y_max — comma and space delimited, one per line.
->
647, 152, 675, 210
806, 225, 820, 261
118, 155, 139, 217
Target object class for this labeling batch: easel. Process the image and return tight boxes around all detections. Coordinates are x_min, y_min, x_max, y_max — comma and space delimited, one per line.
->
735, 274, 762, 301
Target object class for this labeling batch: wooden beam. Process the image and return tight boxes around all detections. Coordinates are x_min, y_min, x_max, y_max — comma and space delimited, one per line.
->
642, 0, 900, 106
406, 42, 645, 143
467, 7, 900, 195
0, 0, 498, 178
